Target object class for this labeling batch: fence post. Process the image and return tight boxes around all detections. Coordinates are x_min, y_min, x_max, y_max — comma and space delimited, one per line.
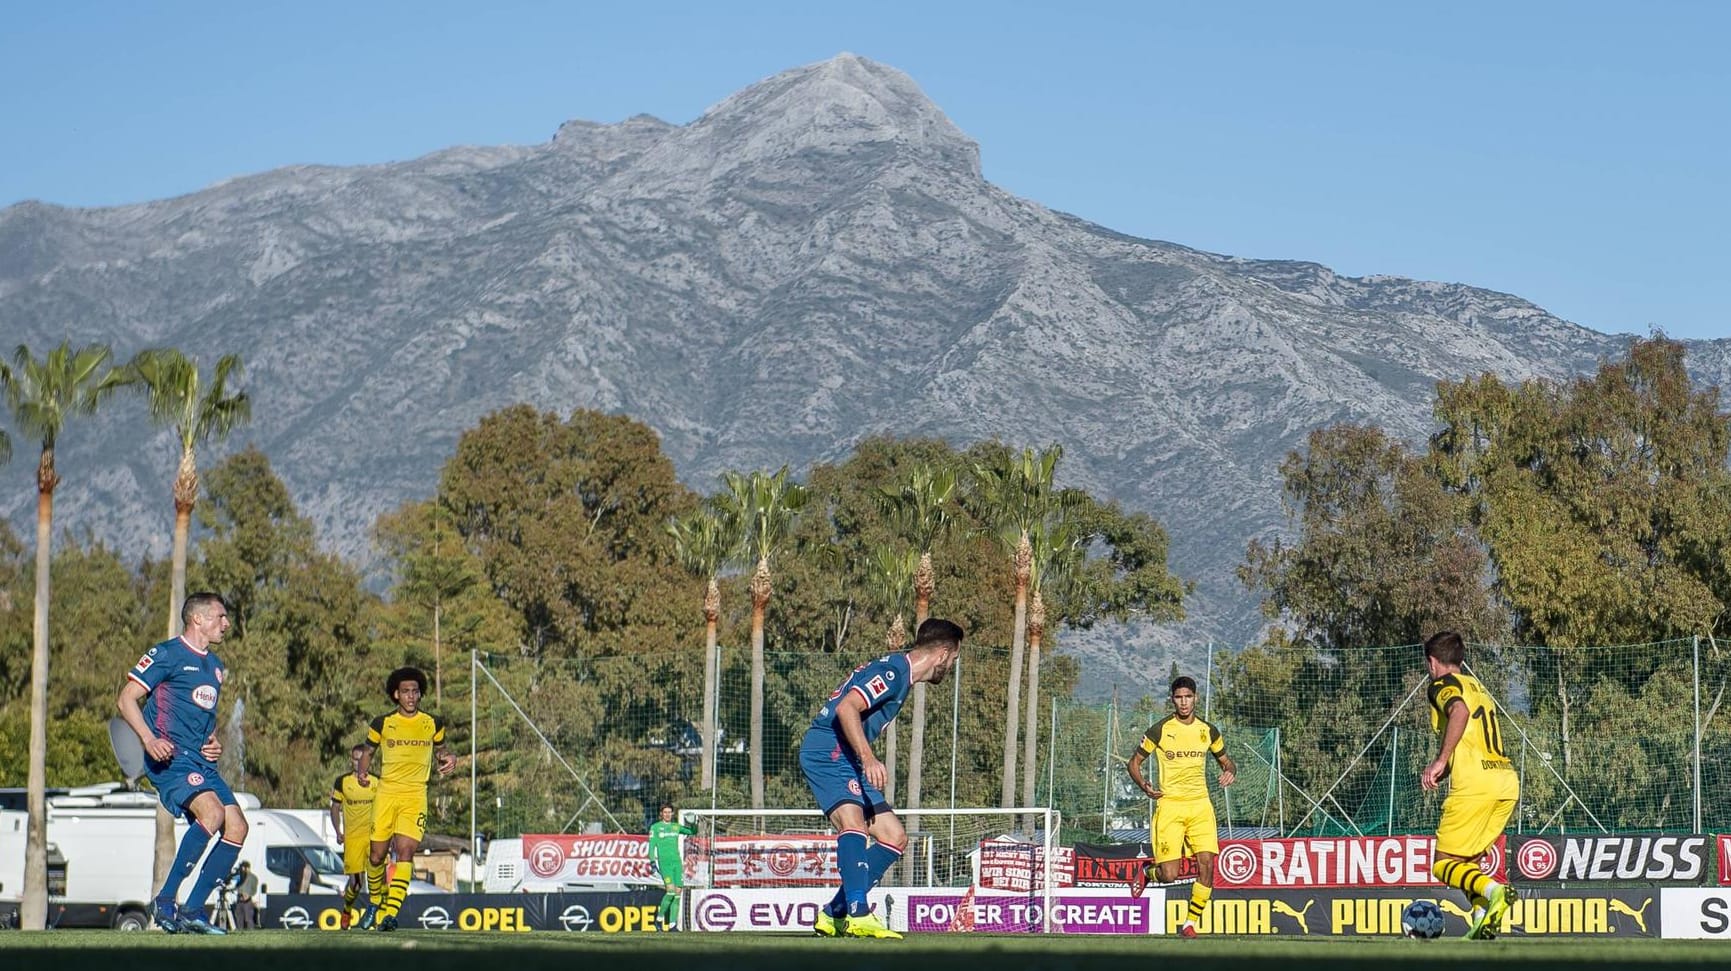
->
1047, 701, 1058, 807
1103, 687, 1117, 834
470, 649, 478, 887
1204, 643, 1213, 721
1275, 726, 1284, 836
1387, 726, 1397, 836
949, 653, 961, 812
711, 640, 721, 818
1695, 634, 1703, 834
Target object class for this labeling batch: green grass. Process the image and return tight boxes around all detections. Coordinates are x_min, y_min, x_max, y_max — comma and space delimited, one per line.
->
0, 930, 1723, 971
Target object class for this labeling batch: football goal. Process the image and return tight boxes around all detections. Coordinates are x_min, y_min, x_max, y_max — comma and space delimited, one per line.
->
679, 807, 1062, 933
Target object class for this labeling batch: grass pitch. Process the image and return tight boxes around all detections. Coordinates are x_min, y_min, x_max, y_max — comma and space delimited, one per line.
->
0, 930, 1723, 971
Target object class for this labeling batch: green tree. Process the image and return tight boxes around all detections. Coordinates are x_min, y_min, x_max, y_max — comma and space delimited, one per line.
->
1432, 336, 1731, 772
715, 467, 808, 809
0, 341, 128, 931
439, 406, 695, 659
1229, 423, 1503, 815
436, 406, 698, 827
193, 447, 379, 806
1242, 423, 1504, 650
374, 498, 511, 708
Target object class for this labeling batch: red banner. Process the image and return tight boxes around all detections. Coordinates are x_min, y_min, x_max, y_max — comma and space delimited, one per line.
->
976, 840, 1074, 891
1211, 835, 1506, 889
1718, 835, 1731, 886
701, 835, 839, 887
521, 834, 656, 883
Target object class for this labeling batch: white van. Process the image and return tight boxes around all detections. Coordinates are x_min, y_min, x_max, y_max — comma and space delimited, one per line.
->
0, 784, 352, 929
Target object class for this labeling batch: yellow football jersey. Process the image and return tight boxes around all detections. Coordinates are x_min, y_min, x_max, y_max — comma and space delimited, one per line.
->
1138, 714, 1225, 801
1427, 672, 1518, 799
330, 771, 376, 840
367, 710, 446, 793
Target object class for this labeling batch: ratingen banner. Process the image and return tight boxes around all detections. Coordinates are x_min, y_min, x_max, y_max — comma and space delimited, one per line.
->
1512, 835, 1713, 885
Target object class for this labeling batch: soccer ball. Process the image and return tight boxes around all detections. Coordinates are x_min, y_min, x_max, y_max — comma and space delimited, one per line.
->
1401, 899, 1445, 939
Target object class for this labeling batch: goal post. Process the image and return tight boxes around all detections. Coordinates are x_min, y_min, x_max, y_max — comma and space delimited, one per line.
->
679, 807, 1062, 933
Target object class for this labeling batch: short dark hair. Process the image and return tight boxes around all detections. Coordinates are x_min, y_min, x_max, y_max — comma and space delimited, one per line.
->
1424, 631, 1465, 666
913, 618, 964, 650
1171, 676, 1198, 696
181, 592, 228, 628
659, 803, 675, 814
350, 743, 367, 756
386, 666, 429, 701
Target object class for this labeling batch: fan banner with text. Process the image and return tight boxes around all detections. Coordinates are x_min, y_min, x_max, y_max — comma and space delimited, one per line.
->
1511, 835, 1716, 885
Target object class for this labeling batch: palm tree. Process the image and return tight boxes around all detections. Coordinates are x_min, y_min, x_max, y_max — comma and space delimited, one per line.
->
132, 349, 251, 638
667, 504, 738, 790
875, 464, 957, 815
1021, 517, 1084, 810
972, 444, 1064, 808
716, 467, 808, 809
0, 341, 129, 931
866, 546, 917, 803
130, 348, 251, 891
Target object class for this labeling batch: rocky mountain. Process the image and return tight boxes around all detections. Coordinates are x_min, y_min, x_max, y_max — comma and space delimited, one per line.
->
2, 53, 1726, 695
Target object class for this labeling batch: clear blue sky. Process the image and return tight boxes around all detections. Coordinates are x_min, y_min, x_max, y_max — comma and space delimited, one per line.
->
3, 1, 1725, 340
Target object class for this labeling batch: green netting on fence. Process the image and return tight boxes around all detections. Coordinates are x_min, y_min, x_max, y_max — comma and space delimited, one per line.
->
462, 635, 1731, 839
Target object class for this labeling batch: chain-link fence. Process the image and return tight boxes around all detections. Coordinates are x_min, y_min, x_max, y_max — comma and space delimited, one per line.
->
1047, 637, 1731, 839
457, 636, 1731, 842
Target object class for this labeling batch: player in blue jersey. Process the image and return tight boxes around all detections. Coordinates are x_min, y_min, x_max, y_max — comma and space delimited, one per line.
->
116, 592, 248, 935
799, 618, 964, 940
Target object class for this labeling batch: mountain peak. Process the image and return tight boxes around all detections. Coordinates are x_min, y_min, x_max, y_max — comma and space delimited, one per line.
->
687, 53, 981, 177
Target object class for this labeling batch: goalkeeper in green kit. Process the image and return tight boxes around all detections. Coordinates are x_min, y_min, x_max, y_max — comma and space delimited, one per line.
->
649, 804, 696, 931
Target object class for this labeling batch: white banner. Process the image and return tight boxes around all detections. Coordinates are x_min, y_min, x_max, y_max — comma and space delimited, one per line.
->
1661, 888, 1731, 939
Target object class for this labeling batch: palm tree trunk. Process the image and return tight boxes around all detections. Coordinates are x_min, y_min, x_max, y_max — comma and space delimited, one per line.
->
158, 460, 197, 894
749, 559, 770, 810
1000, 534, 1031, 808
701, 578, 719, 790
907, 573, 931, 814
23, 464, 56, 930
1020, 592, 1046, 810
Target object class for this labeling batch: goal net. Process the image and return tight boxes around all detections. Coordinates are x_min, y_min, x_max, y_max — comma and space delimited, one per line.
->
679, 807, 1061, 934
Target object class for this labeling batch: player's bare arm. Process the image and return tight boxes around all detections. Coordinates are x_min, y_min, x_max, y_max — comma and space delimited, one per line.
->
1216, 752, 1237, 788
833, 693, 885, 790
117, 680, 176, 762
1422, 698, 1467, 790
435, 746, 457, 776
1126, 748, 1161, 800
